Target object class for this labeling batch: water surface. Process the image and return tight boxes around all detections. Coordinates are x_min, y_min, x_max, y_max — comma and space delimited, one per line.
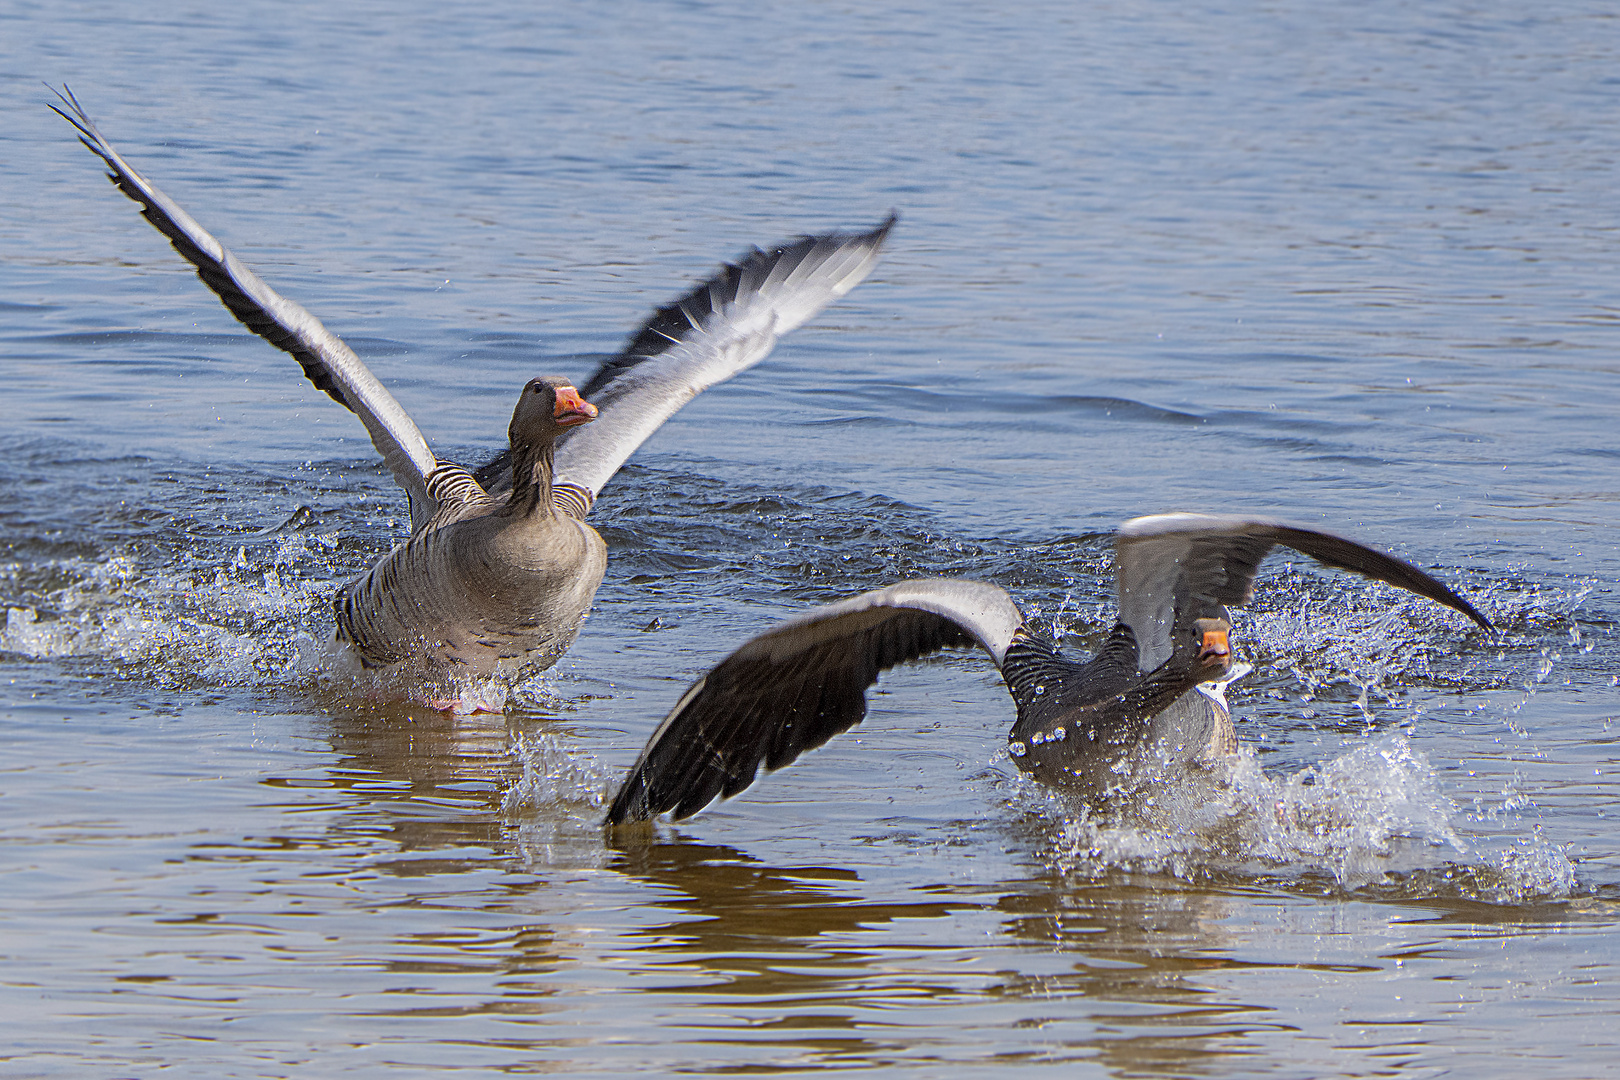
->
3, 2, 1618, 1075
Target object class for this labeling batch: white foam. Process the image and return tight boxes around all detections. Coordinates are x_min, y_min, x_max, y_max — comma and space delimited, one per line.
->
0, 543, 571, 710
500, 731, 616, 870
1036, 732, 1579, 902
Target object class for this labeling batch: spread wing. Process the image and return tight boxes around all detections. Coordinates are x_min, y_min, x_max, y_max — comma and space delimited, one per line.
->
1113, 512, 1493, 671
50, 87, 442, 528
546, 215, 896, 513
605, 578, 1023, 824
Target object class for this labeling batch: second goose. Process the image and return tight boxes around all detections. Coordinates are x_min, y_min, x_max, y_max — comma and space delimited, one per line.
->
607, 513, 1492, 823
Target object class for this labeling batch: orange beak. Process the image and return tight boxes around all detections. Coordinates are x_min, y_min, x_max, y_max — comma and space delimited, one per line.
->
1199, 627, 1230, 663
553, 386, 598, 427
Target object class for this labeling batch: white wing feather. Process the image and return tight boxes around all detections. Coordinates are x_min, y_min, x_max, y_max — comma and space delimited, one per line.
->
553, 216, 896, 504
732, 577, 1026, 668
51, 88, 440, 525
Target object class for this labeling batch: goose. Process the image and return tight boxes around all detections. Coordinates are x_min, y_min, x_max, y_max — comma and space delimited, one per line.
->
606, 513, 1492, 823
50, 87, 894, 676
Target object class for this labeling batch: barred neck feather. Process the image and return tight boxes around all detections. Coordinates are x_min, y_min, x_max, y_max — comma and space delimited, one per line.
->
501, 440, 557, 519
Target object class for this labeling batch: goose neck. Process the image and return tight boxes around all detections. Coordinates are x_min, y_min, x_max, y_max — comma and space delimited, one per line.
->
503, 438, 557, 519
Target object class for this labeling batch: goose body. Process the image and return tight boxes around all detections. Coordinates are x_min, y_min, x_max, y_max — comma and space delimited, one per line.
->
335, 497, 607, 673
332, 377, 609, 673
53, 88, 895, 677
606, 514, 1493, 823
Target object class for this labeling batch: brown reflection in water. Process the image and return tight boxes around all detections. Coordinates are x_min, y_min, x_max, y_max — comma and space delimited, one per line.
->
597, 829, 1297, 1076
596, 837, 978, 1067
268, 697, 578, 868
252, 700, 1605, 1076
993, 849, 1308, 1075
609, 838, 956, 959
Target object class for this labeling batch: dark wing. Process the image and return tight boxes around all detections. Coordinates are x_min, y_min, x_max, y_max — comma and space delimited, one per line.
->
605, 578, 1022, 824
549, 215, 896, 513
50, 87, 441, 528
1114, 512, 1492, 671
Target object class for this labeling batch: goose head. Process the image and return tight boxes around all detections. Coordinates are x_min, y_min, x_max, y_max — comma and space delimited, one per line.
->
1188, 616, 1233, 680
509, 377, 598, 449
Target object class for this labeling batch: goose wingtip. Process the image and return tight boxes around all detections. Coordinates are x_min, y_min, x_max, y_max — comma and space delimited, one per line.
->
604, 776, 653, 826
1460, 596, 1495, 635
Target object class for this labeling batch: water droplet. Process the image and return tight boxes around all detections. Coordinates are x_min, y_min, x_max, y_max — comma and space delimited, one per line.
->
1008, 741, 1026, 757
1033, 684, 1046, 696
1051, 726, 1066, 742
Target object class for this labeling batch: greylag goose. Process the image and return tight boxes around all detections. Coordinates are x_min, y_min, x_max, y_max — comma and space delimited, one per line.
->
51, 88, 894, 676
606, 513, 1493, 823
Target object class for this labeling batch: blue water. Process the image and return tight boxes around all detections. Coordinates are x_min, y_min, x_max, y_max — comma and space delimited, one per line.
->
4, 2, 1618, 1076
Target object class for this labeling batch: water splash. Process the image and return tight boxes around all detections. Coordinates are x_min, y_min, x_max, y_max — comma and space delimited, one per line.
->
2, 552, 325, 683
1035, 733, 1579, 903
501, 729, 616, 870
502, 730, 612, 816
1223, 736, 1469, 884
1487, 826, 1580, 901
0, 530, 592, 712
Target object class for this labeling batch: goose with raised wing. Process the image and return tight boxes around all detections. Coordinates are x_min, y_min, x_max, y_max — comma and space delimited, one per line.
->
606, 513, 1492, 823
52, 88, 894, 676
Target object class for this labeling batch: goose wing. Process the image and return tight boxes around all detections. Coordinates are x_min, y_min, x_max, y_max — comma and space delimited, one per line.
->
51, 88, 441, 528
1113, 512, 1492, 671
606, 577, 1022, 824
547, 215, 896, 515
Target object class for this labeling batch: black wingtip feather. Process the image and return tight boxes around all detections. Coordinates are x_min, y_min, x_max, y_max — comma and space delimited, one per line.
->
1265, 524, 1494, 634
48, 84, 360, 415
581, 213, 898, 400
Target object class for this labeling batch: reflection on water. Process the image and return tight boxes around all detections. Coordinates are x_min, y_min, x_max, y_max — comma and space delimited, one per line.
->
487, 819, 1604, 1076
157, 693, 1572, 1075
592, 833, 1261, 1073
